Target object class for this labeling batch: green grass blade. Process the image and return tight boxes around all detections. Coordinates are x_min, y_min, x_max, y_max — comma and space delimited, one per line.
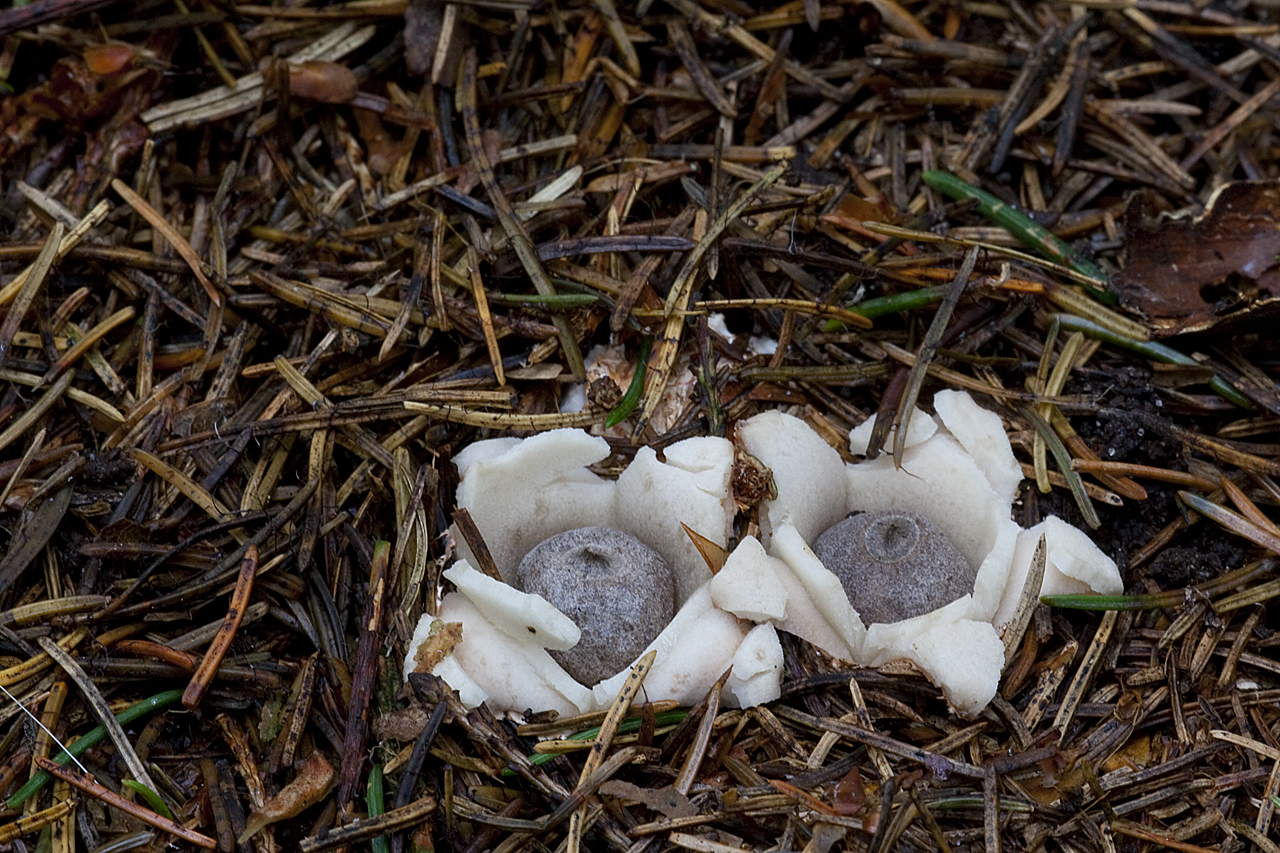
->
122, 781, 174, 820
605, 336, 653, 428
1040, 594, 1165, 610
1053, 313, 1253, 409
510, 709, 689, 772
921, 170, 1114, 303
368, 764, 389, 853
7, 689, 185, 809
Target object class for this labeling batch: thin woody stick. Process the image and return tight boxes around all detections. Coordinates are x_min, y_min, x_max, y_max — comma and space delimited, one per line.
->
34, 756, 216, 849
0, 799, 78, 843
183, 544, 258, 708
567, 650, 656, 853
37, 635, 161, 798
459, 48, 585, 378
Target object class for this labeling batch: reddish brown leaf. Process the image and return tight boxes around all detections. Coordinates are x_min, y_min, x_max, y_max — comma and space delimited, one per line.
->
832, 766, 868, 816
83, 44, 135, 75
1114, 180, 1280, 335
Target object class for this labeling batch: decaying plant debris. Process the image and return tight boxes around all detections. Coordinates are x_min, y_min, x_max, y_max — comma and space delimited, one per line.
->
5, 0, 1280, 850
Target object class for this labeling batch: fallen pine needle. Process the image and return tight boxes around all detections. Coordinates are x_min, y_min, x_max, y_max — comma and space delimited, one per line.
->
184, 544, 259, 709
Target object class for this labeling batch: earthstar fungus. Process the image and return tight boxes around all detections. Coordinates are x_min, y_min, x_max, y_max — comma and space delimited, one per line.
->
404, 430, 784, 715
714, 390, 1122, 716
515, 526, 675, 686
814, 509, 976, 625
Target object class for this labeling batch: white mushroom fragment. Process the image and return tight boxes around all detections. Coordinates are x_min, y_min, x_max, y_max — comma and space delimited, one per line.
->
404, 429, 784, 714
728, 390, 1122, 716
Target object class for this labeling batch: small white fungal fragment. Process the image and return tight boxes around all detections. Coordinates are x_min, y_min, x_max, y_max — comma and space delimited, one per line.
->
726, 624, 785, 707
708, 536, 789, 622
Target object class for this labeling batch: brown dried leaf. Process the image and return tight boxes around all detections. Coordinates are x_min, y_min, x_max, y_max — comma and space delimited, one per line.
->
561, 12, 605, 111
84, 44, 135, 75
832, 766, 867, 816
0, 486, 72, 599
413, 620, 463, 673
239, 753, 335, 843
354, 109, 411, 175
0, 56, 128, 162
289, 61, 359, 103
1101, 733, 1152, 772
599, 780, 697, 818
820, 193, 898, 238
1114, 180, 1280, 335
681, 523, 730, 575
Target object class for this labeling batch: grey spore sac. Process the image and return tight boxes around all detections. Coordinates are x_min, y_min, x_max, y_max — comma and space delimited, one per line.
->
814, 509, 976, 625
515, 526, 675, 685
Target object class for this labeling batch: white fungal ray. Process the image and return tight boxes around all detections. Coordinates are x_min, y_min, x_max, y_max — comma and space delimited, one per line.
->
708, 536, 789, 622
932, 389, 1025, 505
768, 524, 865, 659
616, 438, 735, 604
993, 516, 1121, 632
847, 408, 936, 456
453, 430, 616, 583
591, 585, 752, 708
897, 617, 1007, 715
443, 562, 581, 651
715, 525, 859, 661
726, 624, 785, 707
737, 411, 848, 546
427, 592, 597, 716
